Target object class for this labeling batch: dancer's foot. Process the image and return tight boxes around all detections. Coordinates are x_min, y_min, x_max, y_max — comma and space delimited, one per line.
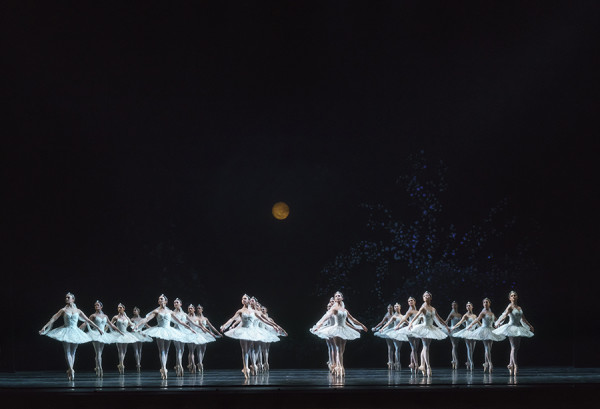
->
418, 365, 426, 376
242, 368, 250, 379
513, 365, 518, 375
427, 367, 432, 377
136, 364, 141, 373
117, 363, 124, 374
483, 362, 489, 372
66, 369, 72, 381
187, 362, 194, 372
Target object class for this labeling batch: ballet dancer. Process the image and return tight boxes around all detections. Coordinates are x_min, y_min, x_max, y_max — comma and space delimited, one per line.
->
260, 304, 286, 372
171, 298, 207, 376
130, 306, 153, 372
377, 303, 407, 370
311, 298, 336, 371
220, 294, 281, 378
407, 291, 450, 377
464, 298, 505, 372
185, 304, 217, 373
39, 292, 103, 380
111, 303, 140, 374
451, 301, 479, 370
248, 297, 285, 374
493, 291, 534, 375
133, 294, 197, 379
393, 296, 421, 372
445, 301, 462, 369
80, 300, 124, 377
312, 291, 368, 377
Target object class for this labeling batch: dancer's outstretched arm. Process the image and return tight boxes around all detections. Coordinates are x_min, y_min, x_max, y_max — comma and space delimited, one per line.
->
133, 309, 159, 330
407, 307, 425, 330
434, 309, 451, 332
204, 318, 222, 337
220, 310, 242, 332
39, 308, 65, 334
494, 305, 511, 328
170, 311, 196, 333
466, 311, 485, 330
520, 313, 534, 332
346, 311, 368, 332
372, 314, 390, 332
451, 313, 470, 330
313, 309, 336, 331
394, 312, 413, 329
187, 318, 211, 333
77, 309, 103, 333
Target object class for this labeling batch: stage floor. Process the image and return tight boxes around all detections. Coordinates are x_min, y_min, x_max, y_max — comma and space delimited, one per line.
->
2, 367, 599, 408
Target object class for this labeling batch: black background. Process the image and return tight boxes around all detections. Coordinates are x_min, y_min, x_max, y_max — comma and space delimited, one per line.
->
3, 1, 599, 371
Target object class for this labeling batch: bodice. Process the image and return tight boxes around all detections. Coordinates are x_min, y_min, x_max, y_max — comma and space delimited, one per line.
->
156, 312, 172, 328
508, 308, 523, 326
423, 310, 434, 326
240, 311, 253, 328
64, 311, 80, 328
481, 314, 494, 328
450, 316, 461, 327
92, 315, 107, 331
115, 317, 129, 332
333, 310, 348, 326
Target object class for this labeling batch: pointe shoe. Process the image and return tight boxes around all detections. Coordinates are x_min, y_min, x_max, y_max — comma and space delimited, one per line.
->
198, 363, 203, 373
483, 362, 489, 372
265, 363, 269, 371
187, 362, 194, 373
387, 361, 392, 370
117, 363, 124, 374
513, 365, 518, 375
136, 364, 141, 373
66, 369, 72, 381
427, 367, 432, 377
94, 366, 100, 377
418, 365, 426, 376
178, 364, 184, 377
242, 368, 250, 378
99, 368, 103, 377
489, 364, 493, 373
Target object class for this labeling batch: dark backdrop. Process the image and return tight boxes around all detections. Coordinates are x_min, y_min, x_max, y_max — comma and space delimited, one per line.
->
3, 1, 599, 371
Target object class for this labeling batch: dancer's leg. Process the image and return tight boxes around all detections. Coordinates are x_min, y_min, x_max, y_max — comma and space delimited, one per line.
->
392, 340, 402, 370
450, 336, 458, 368
117, 343, 128, 373
197, 344, 207, 372
133, 342, 143, 371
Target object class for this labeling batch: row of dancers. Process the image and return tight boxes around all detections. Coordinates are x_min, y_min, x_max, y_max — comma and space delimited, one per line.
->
40, 290, 533, 381
40, 293, 286, 380
311, 290, 534, 377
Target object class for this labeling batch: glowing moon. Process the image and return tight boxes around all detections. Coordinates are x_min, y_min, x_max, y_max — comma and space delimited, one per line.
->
272, 202, 290, 220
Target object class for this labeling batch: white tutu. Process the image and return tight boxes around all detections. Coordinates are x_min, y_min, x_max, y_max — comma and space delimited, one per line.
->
314, 324, 360, 340
130, 330, 153, 342
87, 328, 117, 344
224, 325, 266, 341
385, 325, 410, 342
409, 310, 448, 340
493, 324, 533, 338
453, 326, 476, 339
465, 325, 506, 341
46, 326, 91, 343
493, 308, 533, 338
259, 323, 280, 343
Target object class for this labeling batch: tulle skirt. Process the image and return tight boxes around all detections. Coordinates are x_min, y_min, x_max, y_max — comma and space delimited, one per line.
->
409, 323, 448, 340
142, 326, 185, 341
186, 330, 217, 345
260, 326, 280, 343
130, 331, 153, 343
493, 324, 534, 338
463, 325, 506, 341
453, 326, 477, 339
112, 331, 140, 344
312, 324, 360, 340
224, 326, 266, 341
385, 326, 410, 342
87, 329, 117, 344
45, 326, 91, 344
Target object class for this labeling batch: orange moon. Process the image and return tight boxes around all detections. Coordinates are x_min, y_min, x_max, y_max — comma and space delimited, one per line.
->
272, 202, 290, 220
